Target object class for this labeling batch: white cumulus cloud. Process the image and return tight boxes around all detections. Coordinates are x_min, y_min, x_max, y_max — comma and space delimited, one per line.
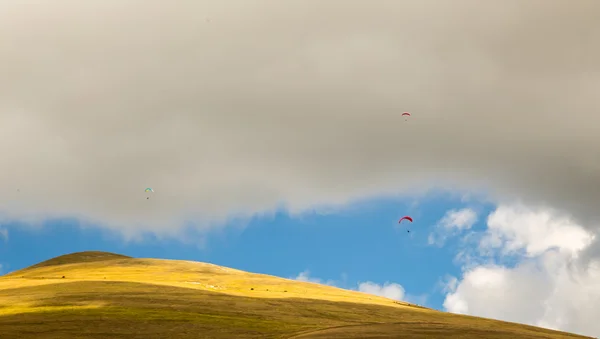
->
357, 281, 406, 301
441, 208, 479, 230
293, 270, 337, 286
429, 208, 478, 246
443, 204, 599, 337
293, 270, 427, 306
482, 204, 593, 257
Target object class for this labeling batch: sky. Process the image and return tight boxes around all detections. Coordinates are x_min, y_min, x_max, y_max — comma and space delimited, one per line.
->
0, 0, 599, 337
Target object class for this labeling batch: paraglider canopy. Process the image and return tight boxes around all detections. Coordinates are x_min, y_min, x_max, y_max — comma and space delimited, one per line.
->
398, 216, 413, 223
399, 216, 413, 233
145, 188, 154, 193
402, 112, 411, 121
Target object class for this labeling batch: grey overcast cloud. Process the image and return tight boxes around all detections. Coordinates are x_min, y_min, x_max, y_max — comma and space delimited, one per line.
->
0, 0, 599, 239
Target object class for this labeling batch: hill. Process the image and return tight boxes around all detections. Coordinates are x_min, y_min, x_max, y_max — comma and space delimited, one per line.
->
0, 251, 592, 339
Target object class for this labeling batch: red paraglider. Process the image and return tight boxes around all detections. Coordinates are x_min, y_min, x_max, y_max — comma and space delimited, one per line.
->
402, 112, 411, 121
398, 216, 413, 233
398, 216, 413, 223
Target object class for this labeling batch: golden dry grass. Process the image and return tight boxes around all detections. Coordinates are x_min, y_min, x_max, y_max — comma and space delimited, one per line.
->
0, 251, 592, 339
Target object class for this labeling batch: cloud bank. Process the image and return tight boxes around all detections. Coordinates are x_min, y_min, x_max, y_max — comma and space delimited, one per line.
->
443, 204, 599, 337
1, 0, 599, 236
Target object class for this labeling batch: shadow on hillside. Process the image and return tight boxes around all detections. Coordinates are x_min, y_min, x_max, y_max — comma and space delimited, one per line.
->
20, 252, 132, 271
0, 280, 589, 339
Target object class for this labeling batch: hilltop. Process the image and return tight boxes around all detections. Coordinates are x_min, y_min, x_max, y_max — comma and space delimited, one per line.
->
0, 251, 591, 339
20, 251, 132, 271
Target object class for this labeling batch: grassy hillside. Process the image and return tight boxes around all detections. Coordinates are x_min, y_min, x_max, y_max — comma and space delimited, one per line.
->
0, 251, 591, 339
